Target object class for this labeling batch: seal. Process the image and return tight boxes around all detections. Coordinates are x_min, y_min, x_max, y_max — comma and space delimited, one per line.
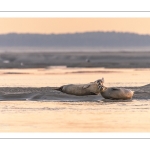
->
99, 85, 134, 100
55, 78, 104, 96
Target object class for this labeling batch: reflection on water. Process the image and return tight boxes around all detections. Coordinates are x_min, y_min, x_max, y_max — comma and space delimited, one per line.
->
0, 68, 150, 132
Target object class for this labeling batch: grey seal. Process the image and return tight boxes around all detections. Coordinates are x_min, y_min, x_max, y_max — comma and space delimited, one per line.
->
99, 85, 134, 100
55, 78, 104, 96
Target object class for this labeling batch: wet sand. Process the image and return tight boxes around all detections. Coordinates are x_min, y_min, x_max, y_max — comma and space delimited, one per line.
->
1, 100, 150, 132
0, 68, 150, 132
0, 84, 149, 101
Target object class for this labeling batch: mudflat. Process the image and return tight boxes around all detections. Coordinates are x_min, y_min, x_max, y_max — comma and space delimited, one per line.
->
0, 51, 150, 68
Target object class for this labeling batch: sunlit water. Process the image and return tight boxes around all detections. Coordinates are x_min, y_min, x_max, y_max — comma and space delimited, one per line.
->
0, 67, 150, 132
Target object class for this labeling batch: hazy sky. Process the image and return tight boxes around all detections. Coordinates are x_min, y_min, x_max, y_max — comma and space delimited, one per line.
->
1, 18, 150, 35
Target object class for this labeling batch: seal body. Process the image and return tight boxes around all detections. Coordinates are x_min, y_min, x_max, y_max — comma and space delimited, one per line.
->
100, 87, 134, 100
56, 78, 104, 96
57, 83, 101, 96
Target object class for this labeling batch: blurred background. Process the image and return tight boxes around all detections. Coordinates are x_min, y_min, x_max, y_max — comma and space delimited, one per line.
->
0, 18, 150, 69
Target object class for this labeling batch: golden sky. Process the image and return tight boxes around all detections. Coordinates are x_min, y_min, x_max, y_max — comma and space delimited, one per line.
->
0, 18, 150, 35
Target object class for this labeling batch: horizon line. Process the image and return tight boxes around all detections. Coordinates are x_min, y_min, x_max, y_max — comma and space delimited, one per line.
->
0, 31, 150, 36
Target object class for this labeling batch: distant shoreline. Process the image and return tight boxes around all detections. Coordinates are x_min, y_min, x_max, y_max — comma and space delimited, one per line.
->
0, 51, 150, 69
1, 31, 150, 47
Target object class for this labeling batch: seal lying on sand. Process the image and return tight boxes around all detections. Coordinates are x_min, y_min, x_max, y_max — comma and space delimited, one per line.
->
55, 78, 104, 96
99, 85, 134, 100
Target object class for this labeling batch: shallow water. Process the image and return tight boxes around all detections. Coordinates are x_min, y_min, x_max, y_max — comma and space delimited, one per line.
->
0, 67, 150, 132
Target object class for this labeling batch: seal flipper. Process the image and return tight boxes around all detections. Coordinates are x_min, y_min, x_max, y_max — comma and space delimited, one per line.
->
55, 86, 63, 92
83, 84, 90, 89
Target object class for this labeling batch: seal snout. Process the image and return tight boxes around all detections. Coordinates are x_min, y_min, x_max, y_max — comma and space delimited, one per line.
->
95, 78, 104, 90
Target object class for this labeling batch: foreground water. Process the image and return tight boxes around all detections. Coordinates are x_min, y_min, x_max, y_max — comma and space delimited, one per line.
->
0, 67, 150, 132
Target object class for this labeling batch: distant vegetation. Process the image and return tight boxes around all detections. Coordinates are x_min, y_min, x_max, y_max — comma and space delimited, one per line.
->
0, 31, 150, 47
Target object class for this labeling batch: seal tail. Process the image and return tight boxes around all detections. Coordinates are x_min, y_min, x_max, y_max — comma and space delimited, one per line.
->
55, 86, 63, 92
